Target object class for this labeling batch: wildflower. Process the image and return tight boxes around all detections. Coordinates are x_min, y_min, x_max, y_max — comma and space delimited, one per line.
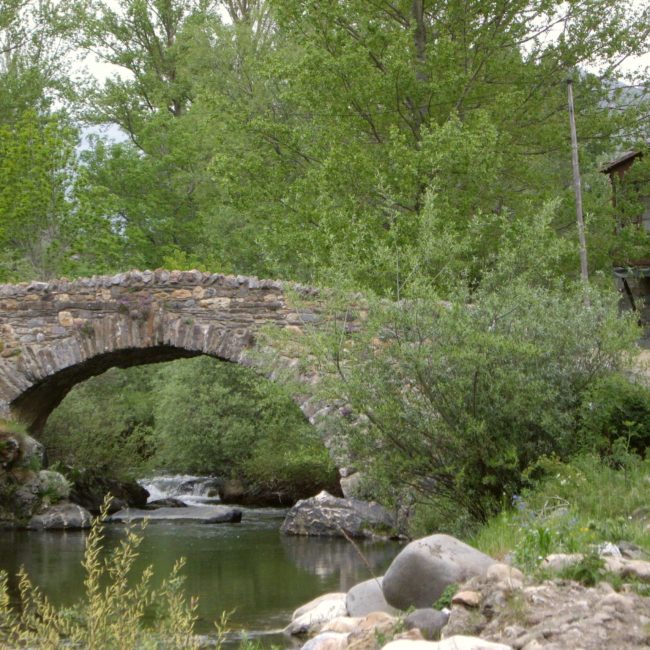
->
512, 494, 527, 511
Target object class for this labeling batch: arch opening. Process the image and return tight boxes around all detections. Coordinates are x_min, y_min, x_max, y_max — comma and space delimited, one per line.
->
11, 346, 203, 435
37, 354, 341, 506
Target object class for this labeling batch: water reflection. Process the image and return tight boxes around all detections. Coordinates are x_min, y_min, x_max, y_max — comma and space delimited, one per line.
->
0, 508, 400, 639
280, 535, 399, 590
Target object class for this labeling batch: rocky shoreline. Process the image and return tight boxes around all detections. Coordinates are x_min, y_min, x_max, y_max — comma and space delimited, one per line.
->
283, 533, 650, 650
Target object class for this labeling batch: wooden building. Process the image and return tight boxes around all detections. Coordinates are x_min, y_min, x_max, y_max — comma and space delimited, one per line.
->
601, 146, 650, 345
602, 147, 650, 239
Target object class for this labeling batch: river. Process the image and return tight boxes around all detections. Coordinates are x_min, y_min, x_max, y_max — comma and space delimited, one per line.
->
0, 476, 399, 646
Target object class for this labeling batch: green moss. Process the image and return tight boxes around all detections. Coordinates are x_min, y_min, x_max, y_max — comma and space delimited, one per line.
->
0, 420, 27, 437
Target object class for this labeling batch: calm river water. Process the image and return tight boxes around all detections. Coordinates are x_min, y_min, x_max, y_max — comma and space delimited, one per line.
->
0, 506, 399, 645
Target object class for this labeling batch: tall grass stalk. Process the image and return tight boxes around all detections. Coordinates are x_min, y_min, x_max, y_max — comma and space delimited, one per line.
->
0, 496, 202, 649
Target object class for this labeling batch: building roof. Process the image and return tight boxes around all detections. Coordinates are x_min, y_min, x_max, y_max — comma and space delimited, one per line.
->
601, 149, 643, 173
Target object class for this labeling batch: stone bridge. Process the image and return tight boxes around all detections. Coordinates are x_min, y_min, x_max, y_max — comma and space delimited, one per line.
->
0, 270, 344, 436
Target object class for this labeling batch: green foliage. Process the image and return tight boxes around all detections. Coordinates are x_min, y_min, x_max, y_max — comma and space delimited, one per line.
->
0, 498, 202, 649
0, 109, 78, 281
308, 270, 637, 523
149, 357, 337, 490
42, 366, 156, 481
241, 433, 337, 500
557, 553, 611, 587
0, 420, 28, 437
37, 471, 71, 506
433, 584, 458, 611
577, 373, 650, 460
0, 0, 649, 557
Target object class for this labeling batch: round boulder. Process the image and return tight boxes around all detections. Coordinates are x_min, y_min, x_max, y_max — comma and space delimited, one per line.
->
403, 608, 449, 640
382, 534, 495, 610
346, 576, 398, 617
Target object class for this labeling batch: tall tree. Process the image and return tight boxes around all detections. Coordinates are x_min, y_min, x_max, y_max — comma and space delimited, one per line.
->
204, 0, 650, 292
0, 110, 78, 280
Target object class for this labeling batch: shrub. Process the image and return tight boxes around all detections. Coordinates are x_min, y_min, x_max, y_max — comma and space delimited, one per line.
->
308, 279, 638, 524
577, 373, 650, 461
471, 453, 650, 565
242, 432, 339, 500
37, 470, 70, 505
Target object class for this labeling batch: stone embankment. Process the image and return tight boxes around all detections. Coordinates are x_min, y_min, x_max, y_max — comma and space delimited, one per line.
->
0, 426, 93, 529
286, 533, 650, 650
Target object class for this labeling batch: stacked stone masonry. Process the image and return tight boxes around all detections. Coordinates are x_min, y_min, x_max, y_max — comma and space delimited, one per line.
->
0, 270, 343, 435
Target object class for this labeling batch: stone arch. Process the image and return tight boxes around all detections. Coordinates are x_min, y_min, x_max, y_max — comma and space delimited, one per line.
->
0, 270, 340, 437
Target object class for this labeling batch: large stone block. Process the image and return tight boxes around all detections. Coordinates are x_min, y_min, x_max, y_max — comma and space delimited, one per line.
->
382, 534, 495, 610
281, 491, 396, 539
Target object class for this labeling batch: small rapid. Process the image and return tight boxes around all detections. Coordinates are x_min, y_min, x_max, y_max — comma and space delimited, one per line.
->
138, 474, 222, 506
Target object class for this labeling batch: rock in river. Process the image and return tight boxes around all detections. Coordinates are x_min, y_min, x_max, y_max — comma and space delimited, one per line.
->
281, 490, 396, 538
27, 503, 92, 530
146, 497, 188, 509
70, 471, 149, 514
109, 505, 242, 524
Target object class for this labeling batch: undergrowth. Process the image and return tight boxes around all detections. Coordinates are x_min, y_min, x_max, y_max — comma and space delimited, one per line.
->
471, 453, 650, 570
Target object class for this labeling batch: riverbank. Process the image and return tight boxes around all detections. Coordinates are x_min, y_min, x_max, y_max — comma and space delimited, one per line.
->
284, 452, 650, 650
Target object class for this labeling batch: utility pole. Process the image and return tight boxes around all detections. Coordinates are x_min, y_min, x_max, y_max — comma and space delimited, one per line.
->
567, 77, 590, 290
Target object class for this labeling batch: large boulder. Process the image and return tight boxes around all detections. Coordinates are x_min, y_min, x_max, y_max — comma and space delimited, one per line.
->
382, 534, 495, 610
70, 471, 149, 514
281, 491, 396, 539
346, 577, 398, 617
27, 503, 92, 530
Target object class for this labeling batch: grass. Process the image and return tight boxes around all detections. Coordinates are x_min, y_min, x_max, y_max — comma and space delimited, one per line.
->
470, 453, 650, 571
